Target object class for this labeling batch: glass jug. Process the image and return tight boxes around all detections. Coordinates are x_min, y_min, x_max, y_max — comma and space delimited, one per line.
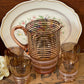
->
11, 19, 62, 74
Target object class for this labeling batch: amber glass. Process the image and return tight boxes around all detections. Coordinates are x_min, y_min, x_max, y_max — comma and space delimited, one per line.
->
26, 19, 62, 74
59, 43, 79, 82
5, 47, 31, 84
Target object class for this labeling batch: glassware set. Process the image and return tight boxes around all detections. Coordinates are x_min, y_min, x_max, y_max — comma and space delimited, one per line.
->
4, 19, 80, 83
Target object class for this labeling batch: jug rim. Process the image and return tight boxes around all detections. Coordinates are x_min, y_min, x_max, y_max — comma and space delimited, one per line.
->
26, 19, 63, 33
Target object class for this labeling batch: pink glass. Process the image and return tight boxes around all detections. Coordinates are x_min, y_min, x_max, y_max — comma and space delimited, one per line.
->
11, 19, 62, 74
59, 43, 79, 82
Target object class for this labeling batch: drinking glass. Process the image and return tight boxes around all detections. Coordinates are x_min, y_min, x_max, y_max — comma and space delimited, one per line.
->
5, 47, 31, 84
59, 43, 79, 82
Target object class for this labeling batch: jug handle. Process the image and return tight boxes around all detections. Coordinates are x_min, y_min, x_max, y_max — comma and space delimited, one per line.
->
11, 26, 28, 51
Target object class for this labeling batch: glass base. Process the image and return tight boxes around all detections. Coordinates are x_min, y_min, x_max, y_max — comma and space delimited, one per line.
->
13, 74, 30, 84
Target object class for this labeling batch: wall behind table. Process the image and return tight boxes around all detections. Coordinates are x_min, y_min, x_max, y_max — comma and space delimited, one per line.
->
0, 0, 84, 55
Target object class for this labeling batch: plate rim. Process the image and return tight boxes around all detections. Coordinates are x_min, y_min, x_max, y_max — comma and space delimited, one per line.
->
1, 0, 82, 48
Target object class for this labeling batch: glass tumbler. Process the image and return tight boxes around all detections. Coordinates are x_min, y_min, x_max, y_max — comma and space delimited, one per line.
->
59, 43, 79, 82
5, 47, 31, 84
